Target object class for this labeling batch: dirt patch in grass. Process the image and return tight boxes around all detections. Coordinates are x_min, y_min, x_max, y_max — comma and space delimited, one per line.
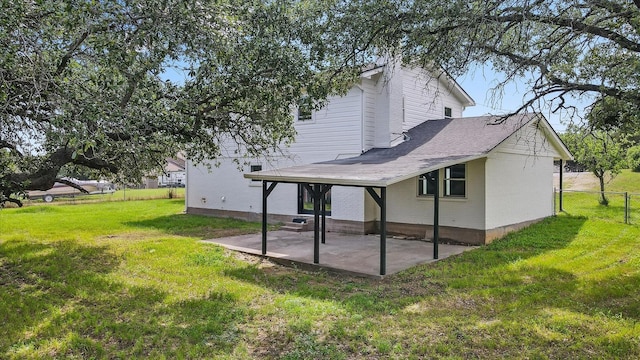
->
554, 172, 598, 190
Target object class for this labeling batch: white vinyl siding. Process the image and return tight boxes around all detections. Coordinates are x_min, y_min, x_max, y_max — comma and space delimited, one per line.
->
290, 87, 363, 163
187, 64, 475, 227
498, 122, 563, 158
361, 78, 379, 152
401, 67, 466, 131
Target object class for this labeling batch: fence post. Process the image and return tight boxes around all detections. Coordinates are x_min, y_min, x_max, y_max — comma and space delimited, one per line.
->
625, 192, 629, 224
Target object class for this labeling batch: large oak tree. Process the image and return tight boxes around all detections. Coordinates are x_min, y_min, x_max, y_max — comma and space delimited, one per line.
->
6, 0, 640, 206
336, 0, 640, 122
0, 0, 356, 206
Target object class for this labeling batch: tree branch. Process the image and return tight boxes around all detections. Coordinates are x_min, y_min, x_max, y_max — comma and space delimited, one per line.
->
55, 30, 90, 76
488, 12, 640, 53
479, 45, 635, 102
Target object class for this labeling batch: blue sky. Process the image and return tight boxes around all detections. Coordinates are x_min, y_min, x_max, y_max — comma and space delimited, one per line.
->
457, 65, 592, 133
162, 60, 589, 133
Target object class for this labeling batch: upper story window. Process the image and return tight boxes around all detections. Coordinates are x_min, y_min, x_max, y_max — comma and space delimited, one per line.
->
444, 164, 466, 197
444, 107, 453, 119
418, 170, 437, 196
297, 96, 313, 121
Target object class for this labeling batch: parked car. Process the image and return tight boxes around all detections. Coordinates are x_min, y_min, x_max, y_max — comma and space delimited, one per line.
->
27, 179, 116, 202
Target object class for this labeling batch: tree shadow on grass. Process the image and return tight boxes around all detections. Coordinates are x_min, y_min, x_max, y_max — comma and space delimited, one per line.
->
125, 214, 262, 239
225, 216, 588, 311
220, 215, 640, 357
0, 239, 246, 358
226, 214, 639, 357
0, 239, 121, 354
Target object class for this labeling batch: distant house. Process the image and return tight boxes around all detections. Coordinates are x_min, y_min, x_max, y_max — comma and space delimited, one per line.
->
143, 157, 186, 188
159, 157, 186, 187
186, 62, 571, 245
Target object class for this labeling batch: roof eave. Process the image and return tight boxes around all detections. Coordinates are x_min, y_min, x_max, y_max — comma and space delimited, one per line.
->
536, 117, 573, 161
243, 154, 488, 188
244, 173, 389, 188
434, 68, 476, 107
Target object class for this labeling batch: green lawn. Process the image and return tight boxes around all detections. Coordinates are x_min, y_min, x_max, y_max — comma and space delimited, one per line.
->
559, 169, 640, 224
1, 198, 639, 358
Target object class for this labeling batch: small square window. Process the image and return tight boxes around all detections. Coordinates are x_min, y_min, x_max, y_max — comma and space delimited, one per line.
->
250, 165, 262, 182
444, 107, 452, 118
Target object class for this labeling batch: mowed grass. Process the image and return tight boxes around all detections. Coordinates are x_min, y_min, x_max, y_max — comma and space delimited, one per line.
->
560, 169, 640, 223
1, 198, 640, 358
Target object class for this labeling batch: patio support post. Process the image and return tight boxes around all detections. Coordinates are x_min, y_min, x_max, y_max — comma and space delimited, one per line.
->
559, 160, 564, 212
261, 181, 278, 255
313, 184, 321, 264
321, 189, 326, 244
321, 185, 332, 244
262, 181, 267, 255
433, 169, 439, 259
365, 187, 387, 276
380, 187, 387, 276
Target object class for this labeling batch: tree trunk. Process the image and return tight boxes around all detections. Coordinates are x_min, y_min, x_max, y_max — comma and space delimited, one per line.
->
596, 172, 608, 206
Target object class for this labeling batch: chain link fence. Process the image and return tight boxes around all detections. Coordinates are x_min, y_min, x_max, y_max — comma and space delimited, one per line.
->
554, 188, 640, 224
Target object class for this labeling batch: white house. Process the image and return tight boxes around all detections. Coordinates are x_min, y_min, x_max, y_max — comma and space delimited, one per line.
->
186, 63, 572, 246
159, 157, 186, 187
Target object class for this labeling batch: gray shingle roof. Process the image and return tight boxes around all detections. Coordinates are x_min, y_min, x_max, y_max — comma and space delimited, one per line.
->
245, 114, 568, 187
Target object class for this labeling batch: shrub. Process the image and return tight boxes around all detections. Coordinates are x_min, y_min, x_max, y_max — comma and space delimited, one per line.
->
627, 146, 640, 172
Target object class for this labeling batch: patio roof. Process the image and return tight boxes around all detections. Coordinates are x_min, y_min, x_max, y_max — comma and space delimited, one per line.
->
245, 113, 569, 187
246, 113, 572, 276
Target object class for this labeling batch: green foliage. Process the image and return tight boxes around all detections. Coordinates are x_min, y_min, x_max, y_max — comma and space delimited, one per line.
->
627, 146, 640, 172
337, 1, 640, 124
0, 0, 359, 205
562, 124, 627, 205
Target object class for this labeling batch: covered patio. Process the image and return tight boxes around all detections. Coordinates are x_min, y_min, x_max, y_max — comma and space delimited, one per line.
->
204, 230, 476, 278
244, 115, 570, 276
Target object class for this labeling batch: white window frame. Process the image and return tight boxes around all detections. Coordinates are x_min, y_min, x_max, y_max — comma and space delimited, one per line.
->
417, 171, 437, 197
443, 164, 466, 197
297, 96, 313, 122
444, 107, 453, 119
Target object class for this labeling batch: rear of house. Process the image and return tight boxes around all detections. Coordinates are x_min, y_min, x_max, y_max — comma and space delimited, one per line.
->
186, 62, 571, 245
381, 117, 567, 244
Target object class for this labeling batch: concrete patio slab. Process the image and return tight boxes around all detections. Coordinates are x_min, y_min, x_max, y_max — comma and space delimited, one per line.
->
203, 230, 477, 278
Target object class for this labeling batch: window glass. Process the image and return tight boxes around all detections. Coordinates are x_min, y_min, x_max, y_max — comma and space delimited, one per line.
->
250, 165, 262, 182
444, 164, 465, 197
444, 107, 452, 118
418, 171, 437, 196
298, 185, 331, 215
297, 96, 312, 121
